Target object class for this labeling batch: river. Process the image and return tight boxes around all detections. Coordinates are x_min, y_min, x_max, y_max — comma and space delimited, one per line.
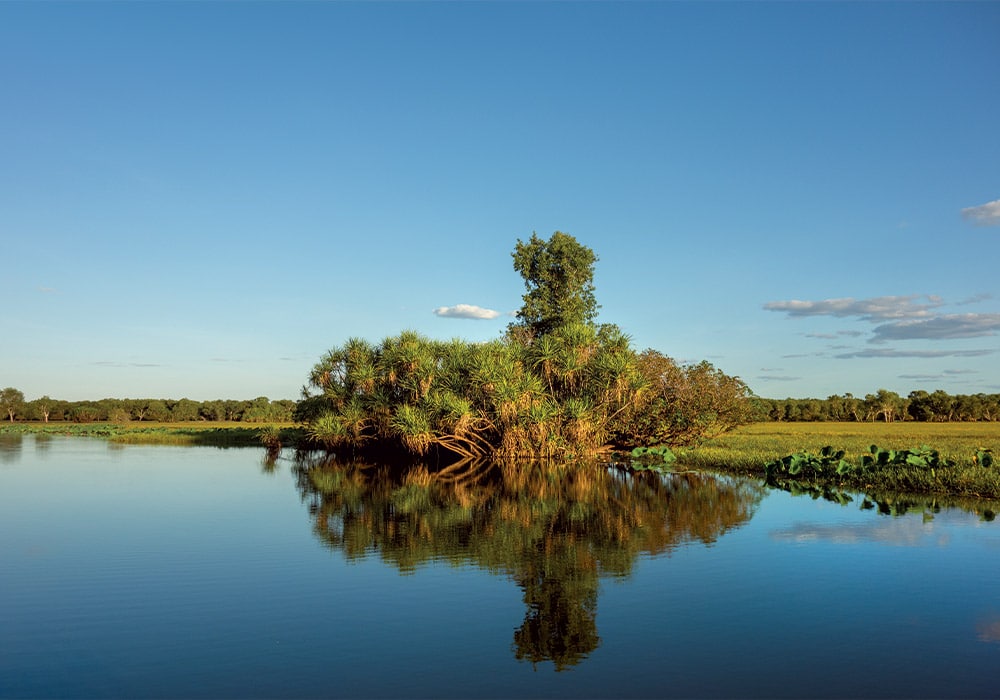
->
1, 434, 998, 698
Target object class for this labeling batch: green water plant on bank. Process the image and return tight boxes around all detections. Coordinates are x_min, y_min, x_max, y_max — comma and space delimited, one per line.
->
861, 444, 953, 470
764, 444, 959, 481
759, 443, 1000, 499
975, 448, 994, 468
764, 444, 964, 479
764, 446, 854, 479
610, 445, 677, 472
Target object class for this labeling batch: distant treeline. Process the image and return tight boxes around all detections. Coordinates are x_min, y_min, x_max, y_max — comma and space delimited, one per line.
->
754, 390, 1000, 423
1, 392, 296, 424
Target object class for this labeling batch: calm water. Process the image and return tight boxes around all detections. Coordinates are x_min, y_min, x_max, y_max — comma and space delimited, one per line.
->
1, 435, 999, 699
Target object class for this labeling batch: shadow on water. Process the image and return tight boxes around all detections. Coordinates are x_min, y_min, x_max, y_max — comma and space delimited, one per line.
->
0, 433, 24, 464
293, 456, 764, 670
34, 432, 53, 454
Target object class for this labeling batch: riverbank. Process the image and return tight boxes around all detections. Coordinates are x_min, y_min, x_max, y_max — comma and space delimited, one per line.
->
677, 421, 1000, 500
4, 420, 998, 499
0, 421, 303, 448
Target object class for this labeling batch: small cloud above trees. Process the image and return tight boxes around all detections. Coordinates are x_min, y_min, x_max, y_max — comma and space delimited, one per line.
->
433, 304, 502, 320
961, 198, 1000, 226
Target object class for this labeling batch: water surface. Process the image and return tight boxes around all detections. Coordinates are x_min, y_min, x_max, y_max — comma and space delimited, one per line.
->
1, 435, 998, 698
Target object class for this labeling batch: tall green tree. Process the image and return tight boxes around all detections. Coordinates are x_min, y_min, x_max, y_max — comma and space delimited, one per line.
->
28, 395, 55, 422
865, 389, 905, 423
168, 398, 201, 422
1, 387, 25, 422
511, 232, 599, 338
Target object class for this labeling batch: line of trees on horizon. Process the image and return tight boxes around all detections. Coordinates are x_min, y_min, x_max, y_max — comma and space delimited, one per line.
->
0, 388, 295, 424
754, 389, 1000, 423
5, 387, 996, 428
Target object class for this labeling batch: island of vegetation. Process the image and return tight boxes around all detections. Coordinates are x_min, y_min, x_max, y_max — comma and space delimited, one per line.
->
2, 233, 997, 501
295, 232, 753, 460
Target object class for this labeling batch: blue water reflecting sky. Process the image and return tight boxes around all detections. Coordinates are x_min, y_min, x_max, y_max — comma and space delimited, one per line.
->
2, 435, 998, 698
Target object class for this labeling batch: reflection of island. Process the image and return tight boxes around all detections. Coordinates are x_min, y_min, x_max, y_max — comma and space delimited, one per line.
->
294, 458, 763, 670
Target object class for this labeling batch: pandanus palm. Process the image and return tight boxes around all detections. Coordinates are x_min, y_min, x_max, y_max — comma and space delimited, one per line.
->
529, 334, 561, 396
378, 331, 440, 402
545, 322, 604, 399
306, 325, 652, 458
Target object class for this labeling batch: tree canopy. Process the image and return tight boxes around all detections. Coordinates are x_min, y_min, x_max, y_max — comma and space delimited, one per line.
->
511, 231, 599, 338
1, 387, 25, 422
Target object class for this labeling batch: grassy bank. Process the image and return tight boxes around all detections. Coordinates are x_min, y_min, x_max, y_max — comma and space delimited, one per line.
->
0, 421, 303, 448
679, 421, 1000, 500
5, 419, 1000, 500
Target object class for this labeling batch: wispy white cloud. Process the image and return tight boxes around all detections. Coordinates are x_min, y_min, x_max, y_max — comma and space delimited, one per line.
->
834, 348, 995, 359
956, 293, 992, 306
757, 375, 800, 382
805, 329, 865, 340
433, 304, 502, 320
770, 518, 948, 547
767, 295, 1000, 350
871, 313, 1000, 342
961, 198, 1000, 226
898, 370, 977, 380
764, 295, 942, 321
92, 361, 164, 367
38, 286, 57, 293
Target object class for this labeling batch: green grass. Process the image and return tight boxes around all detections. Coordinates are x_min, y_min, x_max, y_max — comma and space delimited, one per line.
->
678, 421, 1000, 499
0, 421, 303, 448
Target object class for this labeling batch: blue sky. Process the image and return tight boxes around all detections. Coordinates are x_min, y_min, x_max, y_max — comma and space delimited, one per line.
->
2, 2, 998, 402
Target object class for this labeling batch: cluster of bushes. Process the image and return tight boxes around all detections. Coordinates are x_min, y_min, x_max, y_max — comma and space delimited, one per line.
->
298, 326, 751, 460
298, 233, 754, 460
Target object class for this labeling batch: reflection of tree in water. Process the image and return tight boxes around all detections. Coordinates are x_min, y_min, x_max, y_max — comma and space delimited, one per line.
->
34, 433, 53, 454
0, 434, 24, 464
294, 457, 763, 670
